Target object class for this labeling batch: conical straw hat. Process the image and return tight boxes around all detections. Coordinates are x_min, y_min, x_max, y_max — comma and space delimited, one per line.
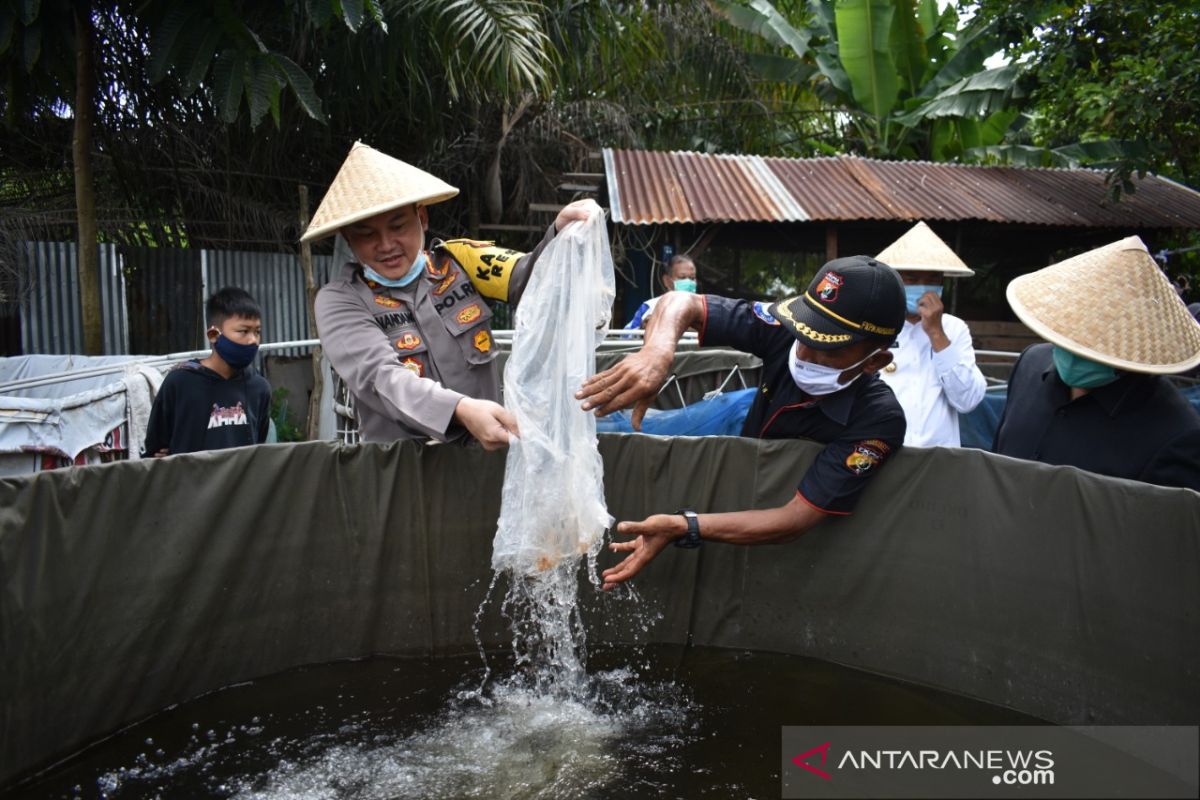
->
876, 221, 974, 276
1007, 236, 1200, 374
300, 142, 459, 243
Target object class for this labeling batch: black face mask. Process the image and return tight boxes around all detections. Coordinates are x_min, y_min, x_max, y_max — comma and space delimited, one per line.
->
212, 334, 259, 369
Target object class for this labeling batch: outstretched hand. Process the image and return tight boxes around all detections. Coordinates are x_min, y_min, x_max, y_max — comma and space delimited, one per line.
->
555, 198, 602, 232
601, 514, 685, 590
454, 397, 519, 450
576, 349, 672, 429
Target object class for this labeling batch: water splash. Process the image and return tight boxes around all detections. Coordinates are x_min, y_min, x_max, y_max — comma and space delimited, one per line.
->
227, 668, 694, 800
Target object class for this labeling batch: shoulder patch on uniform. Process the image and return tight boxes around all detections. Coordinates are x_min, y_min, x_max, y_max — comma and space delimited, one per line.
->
456, 304, 482, 325
426, 249, 451, 278
473, 330, 492, 353
752, 301, 780, 325
845, 439, 891, 476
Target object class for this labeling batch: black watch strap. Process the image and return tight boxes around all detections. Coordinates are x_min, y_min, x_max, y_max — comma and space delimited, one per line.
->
673, 508, 702, 549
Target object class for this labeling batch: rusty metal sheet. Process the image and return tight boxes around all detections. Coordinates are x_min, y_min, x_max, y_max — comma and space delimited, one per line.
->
602, 148, 1200, 229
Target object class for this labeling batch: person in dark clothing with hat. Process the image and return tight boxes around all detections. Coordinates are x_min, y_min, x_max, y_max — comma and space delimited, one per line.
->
577, 256, 908, 590
993, 236, 1200, 490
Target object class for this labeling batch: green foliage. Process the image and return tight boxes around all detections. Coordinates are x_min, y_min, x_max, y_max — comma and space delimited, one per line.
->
270, 386, 304, 442
139, 0, 382, 127
835, 0, 899, 120
969, 0, 1200, 194
709, 0, 1024, 159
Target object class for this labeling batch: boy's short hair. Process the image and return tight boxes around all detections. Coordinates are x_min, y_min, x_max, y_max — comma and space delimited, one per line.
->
206, 287, 262, 327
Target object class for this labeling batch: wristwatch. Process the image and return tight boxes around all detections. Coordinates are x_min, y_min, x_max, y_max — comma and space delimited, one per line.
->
673, 509, 703, 549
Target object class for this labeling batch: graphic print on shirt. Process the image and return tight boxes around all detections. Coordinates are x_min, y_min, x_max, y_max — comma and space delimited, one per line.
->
208, 401, 248, 430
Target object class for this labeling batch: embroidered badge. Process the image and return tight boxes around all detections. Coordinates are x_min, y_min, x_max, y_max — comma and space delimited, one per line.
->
395, 333, 422, 351
400, 357, 424, 377
456, 304, 482, 325
473, 330, 492, 353
751, 301, 780, 325
432, 273, 455, 296
426, 251, 449, 278
815, 271, 844, 302
374, 294, 401, 308
845, 439, 890, 475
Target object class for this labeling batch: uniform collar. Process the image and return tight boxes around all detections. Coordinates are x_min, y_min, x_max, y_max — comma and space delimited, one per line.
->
1038, 364, 1154, 417
812, 373, 872, 425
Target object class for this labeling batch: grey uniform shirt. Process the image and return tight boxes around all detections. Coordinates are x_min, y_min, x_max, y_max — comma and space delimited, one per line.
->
316, 224, 555, 443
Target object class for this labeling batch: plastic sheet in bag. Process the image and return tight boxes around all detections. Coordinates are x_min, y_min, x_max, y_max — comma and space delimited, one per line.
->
492, 212, 616, 574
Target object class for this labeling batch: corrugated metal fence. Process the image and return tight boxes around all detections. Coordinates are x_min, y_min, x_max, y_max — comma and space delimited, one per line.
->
20, 242, 130, 354
17, 242, 335, 356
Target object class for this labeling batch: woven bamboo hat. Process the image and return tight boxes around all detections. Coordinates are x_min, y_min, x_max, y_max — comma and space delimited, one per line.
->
876, 221, 974, 276
1007, 236, 1200, 374
300, 142, 459, 243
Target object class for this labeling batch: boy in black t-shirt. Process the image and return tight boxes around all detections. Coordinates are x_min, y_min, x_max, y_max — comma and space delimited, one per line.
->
143, 287, 273, 456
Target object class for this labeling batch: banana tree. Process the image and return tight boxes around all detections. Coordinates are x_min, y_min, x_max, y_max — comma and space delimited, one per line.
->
710, 0, 1027, 159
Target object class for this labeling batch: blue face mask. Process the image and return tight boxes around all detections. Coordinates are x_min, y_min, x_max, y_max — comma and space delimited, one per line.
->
1052, 346, 1119, 389
904, 284, 942, 315
363, 251, 427, 288
213, 334, 259, 370
673, 278, 697, 293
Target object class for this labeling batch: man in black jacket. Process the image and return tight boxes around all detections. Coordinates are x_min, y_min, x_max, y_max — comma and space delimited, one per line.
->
993, 236, 1200, 490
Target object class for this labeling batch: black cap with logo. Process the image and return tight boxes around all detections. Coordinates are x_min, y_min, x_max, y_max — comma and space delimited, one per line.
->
768, 256, 906, 351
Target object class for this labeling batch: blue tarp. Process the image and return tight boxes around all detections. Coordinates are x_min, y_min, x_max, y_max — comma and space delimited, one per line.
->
960, 391, 1008, 450
598, 384, 1200, 450
596, 388, 757, 436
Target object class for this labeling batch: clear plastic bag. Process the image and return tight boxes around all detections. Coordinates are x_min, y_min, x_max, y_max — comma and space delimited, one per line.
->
492, 211, 616, 574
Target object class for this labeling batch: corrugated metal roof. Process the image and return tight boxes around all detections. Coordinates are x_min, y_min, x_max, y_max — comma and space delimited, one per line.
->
603, 149, 1200, 229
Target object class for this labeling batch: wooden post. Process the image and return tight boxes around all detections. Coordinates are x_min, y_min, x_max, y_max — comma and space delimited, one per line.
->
73, 3, 102, 354
299, 185, 323, 441
825, 224, 838, 262
951, 224, 964, 316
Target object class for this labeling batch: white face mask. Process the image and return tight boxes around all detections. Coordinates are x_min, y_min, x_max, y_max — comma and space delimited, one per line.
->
788, 344, 880, 396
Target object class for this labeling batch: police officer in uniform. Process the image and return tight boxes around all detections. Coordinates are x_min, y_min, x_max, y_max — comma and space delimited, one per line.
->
303, 142, 596, 449
577, 256, 908, 589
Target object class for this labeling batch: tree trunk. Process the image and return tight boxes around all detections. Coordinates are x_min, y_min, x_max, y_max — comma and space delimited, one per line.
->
73, 3, 102, 355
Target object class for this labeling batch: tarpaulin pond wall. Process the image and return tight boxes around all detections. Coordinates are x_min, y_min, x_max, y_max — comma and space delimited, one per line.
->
2, 436, 1198, 788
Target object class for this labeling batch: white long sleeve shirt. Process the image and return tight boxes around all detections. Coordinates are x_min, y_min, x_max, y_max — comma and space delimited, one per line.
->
878, 315, 987, 447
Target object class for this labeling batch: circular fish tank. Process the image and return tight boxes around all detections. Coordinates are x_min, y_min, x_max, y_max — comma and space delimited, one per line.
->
1, 435, 1197, 797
